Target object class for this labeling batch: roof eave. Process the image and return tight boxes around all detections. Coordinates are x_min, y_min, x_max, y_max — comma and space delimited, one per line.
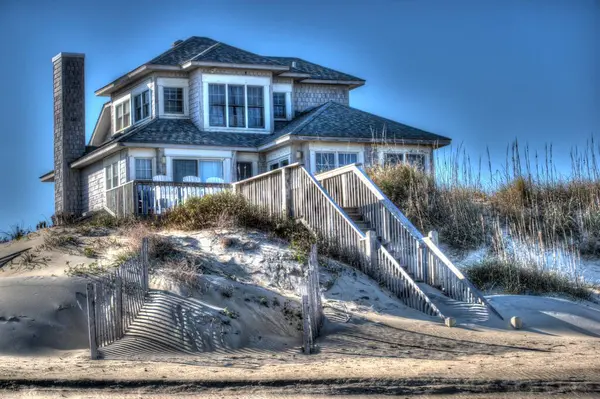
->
71, 143, 123, 168
95, 65, 181, 96
293, 135, 452, 146
120, 142, 259, 152
39, 171, 55, 183
181, 61, 289, 72
298, 79, 365, 89
88, 102, 111, 145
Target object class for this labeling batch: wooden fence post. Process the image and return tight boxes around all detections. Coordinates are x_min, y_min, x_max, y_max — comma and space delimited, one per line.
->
281, 167, 288, 217
427, 231, 438, 285
86, 283, 98, 360
141, 237, 149, 292
302, 294, 311, 354
365, 230, 378, 277
115, 276, 123, 336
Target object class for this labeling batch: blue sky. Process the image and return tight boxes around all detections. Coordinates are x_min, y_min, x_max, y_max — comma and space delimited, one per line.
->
0, 0, 598, 233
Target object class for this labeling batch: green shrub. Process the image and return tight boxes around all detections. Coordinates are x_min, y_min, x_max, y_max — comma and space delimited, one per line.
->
465, 258, 591, 300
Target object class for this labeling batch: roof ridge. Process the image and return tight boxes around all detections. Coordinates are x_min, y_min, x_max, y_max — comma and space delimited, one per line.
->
188, 41, 222, 63
286, 102, 333, 136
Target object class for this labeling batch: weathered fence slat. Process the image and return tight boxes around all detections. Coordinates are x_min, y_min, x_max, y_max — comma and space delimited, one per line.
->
86, 237, 150, 359
301, 245, 324, 354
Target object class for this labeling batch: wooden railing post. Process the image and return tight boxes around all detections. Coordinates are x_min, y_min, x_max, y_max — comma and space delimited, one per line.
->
365, 230, 378, 277
141, 237, 149, 292
281, 167, 289, 217
86, 283, 98, 360
115, 276, 123, 336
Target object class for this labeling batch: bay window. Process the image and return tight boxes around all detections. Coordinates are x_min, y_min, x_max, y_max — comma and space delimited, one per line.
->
134, 90, 150, 122
209, 83, 265, 129
273, 92, 286, 119
115, 100, 131, 132
164, 87, 184, 114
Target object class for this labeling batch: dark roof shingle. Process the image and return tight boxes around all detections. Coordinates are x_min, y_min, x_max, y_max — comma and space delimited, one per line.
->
266, 56, 364, 82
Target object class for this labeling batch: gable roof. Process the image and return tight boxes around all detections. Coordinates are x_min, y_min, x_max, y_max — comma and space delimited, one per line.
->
96, 37, 365, 96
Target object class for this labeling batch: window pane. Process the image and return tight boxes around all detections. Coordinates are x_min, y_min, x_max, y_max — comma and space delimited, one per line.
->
122, 101, 131, 129
209, 84, 226, 126
273, 92, 286, 119
200, 160, 224, 183
280, 158, 290, 167
112, 162, 119, 188
135, 159, 152, 180
164, 87, 184, 114
173, 160, 198, 183
315, 153, 335, 173
105, 166, 112, 190
236, 162, 253, 181
134, 90, 150, 122
228, 85, 245, 127
407, 154, 426, 171
134, 95, 142, 121
269, 163, 278, 171
247, 86, 264, 128
338, 153, 358, 167
384, 153, 404, 166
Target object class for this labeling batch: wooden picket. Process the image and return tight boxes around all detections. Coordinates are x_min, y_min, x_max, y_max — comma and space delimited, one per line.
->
86, 237, 150, 359
301, 245, 323, 354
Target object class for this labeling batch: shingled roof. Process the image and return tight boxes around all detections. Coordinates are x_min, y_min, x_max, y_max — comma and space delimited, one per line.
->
266, 56, 364, 82
263, 102, 450, 145
96, 37, 364, 95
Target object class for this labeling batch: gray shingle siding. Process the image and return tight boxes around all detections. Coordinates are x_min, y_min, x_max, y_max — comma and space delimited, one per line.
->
80, 160, 104, 213
293, 83, 349, 114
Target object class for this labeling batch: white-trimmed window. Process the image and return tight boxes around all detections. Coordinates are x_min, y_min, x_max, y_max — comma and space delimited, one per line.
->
269, 157, 290, 171
407, 153, 426, 171
135, 158, 152, 180
172, 159, 224, 183
133, 90, 150, 122
315, 151, 359, 173
208, 83, 265, 129
105, 161, 120, 190
273, 92, 287, 119
164, 87, 184, 114
384, 153, 404, 166
115, 100, 131, 132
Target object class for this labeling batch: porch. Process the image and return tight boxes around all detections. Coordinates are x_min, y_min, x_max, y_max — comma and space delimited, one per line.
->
104, 180, 230, 217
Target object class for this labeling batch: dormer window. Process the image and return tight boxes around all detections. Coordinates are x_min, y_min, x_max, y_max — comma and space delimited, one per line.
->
115, 100, 131, 132
273, 92, 286, 120
208, 83, 265, 129
133, 90, 150, 122
164, 87, 184, 114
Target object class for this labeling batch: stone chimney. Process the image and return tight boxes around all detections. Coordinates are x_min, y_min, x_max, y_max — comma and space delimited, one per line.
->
52, 52, 86, 222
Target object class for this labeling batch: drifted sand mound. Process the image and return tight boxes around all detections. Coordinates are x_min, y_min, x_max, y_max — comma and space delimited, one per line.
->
0, 276, 89, 354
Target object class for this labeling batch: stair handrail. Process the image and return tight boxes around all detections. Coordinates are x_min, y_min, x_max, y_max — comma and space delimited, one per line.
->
316, 163, 503, 320
378, 245, 446, 320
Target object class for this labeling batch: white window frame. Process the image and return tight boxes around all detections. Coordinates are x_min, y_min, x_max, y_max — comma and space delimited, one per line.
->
202, 74, 271, 132
314, 150, 360, 173
158, 78, 189, 118
268, 155, 290, 171
378, 149, 430, 172
133, 89, 151, 123
272, 82, 292, 120
105, 161, 120, 191
113, 95, 131, 133
134, 158, 153, 180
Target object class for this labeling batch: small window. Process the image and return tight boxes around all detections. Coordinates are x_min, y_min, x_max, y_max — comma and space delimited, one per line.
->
384, 153, 404, 166
173, 159, 198, 183
247, 86, 264, 128
338, 152, 358, 167
135, 158, 152, 180
315, 152, 336, 173
407, 153, 426, 171
200, 160, 224, 183
268, 157, 290, 171
228, 85, 245, 127
105, 162, 119, 190
164, 87, 184, 114
237, 162, 253, 181
115, 100, 131, 132
273, 92, 287, 119
134, 90, 150, 122
209, 84, 226, 127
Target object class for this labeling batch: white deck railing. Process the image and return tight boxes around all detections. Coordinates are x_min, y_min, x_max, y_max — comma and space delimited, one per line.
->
316, 164, 503, 320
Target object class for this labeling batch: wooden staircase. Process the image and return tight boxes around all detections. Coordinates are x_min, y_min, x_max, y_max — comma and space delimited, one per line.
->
342, 207, 373, 232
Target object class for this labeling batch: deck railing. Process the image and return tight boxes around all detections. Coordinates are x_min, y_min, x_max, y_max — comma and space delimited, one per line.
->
105, 180, 230, 217
316, 164, 502, 319
233, 164, 369, 268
